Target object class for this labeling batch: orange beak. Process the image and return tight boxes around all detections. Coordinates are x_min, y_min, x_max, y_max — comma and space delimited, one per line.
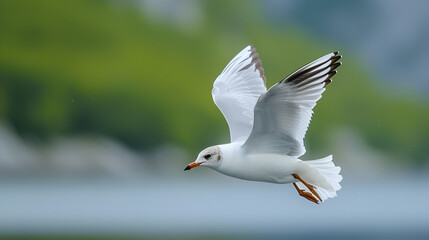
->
184, 162, 201, 171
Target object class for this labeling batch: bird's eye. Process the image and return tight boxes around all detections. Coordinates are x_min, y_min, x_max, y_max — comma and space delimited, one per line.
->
204, 154, 212, 159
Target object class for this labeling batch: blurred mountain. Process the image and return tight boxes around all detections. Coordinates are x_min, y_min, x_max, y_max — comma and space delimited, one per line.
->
0, 0, 428, 167
261, 0, 429, 93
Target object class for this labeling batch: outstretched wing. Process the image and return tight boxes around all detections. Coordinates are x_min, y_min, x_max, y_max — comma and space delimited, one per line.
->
242, 52, 342, 157
212, 45, 267, 143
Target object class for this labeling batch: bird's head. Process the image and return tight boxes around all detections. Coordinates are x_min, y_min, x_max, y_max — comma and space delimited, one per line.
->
184, 145, 223, 171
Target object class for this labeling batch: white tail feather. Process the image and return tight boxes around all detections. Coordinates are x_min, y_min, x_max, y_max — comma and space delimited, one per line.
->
297, 155, 342, 201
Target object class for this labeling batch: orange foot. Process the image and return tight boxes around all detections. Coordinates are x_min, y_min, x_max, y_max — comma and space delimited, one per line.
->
293, 182, 319, 204
292, 173, 322, 203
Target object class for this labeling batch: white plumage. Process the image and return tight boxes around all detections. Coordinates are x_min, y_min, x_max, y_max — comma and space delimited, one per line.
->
185, 45, 343, 204
212, 45, 267, 142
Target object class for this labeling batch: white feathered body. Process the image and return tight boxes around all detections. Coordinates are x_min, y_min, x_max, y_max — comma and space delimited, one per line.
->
215, 142, 342, 201
216, 142, 299, 183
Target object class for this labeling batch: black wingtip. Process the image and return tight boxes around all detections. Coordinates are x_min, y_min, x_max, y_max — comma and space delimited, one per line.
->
331, 56, 341, 62
332, 62, 341, 69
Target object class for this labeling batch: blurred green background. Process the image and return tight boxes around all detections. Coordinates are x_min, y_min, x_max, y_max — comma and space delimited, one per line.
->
1, 0, 428, 165
1, 0, 429, 239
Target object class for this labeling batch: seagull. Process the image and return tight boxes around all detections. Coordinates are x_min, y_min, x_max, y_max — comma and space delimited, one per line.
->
184, 45, 342, 204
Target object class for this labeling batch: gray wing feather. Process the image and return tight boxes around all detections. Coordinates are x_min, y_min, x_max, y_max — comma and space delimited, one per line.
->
242, 52, 342, 157
212, 45, 267, 142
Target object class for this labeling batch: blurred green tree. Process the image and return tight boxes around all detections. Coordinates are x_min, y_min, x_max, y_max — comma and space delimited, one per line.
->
0, 0, 428, 166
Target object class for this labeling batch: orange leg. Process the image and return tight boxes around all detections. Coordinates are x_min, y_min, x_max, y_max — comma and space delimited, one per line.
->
293, 182, 319, 204
292, 174, 323, 203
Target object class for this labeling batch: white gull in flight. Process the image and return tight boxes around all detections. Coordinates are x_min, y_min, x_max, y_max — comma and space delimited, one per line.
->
185, 45, 342, 204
